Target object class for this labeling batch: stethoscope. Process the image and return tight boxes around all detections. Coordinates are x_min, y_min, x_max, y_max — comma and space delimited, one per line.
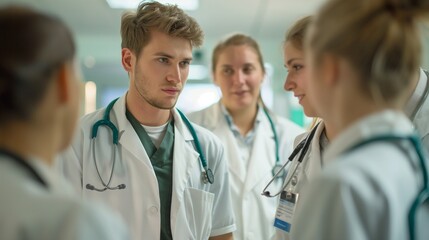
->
0, 149, 47, 188
224, 105, 282, 179
262, 122, 320, 197
347, 134, 428, 240
87, 98, 214, 192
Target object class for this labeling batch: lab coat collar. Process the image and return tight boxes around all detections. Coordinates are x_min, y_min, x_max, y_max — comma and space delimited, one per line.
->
323, 110, 414, 166
28, 157, 75, 195
112, 94, 200, 228
405, 68, 427, 119
244, 114, 276, 191
113, 94, 195, 167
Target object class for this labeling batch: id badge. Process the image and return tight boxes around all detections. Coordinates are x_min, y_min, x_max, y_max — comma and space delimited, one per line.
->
274, 191, 299, 233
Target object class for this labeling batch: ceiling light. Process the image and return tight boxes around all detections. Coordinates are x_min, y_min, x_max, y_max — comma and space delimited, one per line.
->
106, 0, 199, 11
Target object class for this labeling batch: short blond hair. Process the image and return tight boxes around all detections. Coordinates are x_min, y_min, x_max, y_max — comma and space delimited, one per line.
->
308, 0, 429, 105
121, 1, 204, 56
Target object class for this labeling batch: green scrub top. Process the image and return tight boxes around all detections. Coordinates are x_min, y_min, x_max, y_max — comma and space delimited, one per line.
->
126, 109, 174, 240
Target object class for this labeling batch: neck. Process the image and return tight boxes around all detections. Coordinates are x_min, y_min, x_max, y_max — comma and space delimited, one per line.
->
0, 121, 57, 165
126, 91, 171, 126
322, 120, 337, 141
224, 102, 258, 136
330, 97, 388, 137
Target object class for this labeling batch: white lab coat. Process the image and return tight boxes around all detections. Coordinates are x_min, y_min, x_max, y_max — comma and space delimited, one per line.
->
188, 102, 304, 240
56, 94, 236, 240
291, 110, 429, 240
0, 155, 128, 240
274, 121, 326, 240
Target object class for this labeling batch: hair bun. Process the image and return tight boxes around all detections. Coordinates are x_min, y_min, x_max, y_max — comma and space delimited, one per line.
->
385, 0, 429, 21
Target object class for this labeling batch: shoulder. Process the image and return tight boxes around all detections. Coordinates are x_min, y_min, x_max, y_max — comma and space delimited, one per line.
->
187, 103, 219, 126
79, 108, 106, 126
275, 116, 304, 136
191, 122, 223, 149
46, 197, 129, 240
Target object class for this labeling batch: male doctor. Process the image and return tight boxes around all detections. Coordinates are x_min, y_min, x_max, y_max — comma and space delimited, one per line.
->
56, 2, 235, 240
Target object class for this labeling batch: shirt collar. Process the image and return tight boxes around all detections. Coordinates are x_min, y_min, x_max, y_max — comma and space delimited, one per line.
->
323, 110, 415, 165
404, 68, 427, 119
219, 102, 264, 136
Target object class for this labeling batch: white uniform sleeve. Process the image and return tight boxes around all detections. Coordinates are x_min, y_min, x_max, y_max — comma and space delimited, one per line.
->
207, 137, 237, 237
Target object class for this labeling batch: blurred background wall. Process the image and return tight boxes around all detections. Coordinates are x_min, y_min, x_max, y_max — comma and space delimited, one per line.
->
2, 0, 429, 127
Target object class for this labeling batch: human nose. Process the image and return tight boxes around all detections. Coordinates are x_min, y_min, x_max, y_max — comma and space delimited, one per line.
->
232, 70, 245, 86
166, 65, 182, 83
284, 73, 295, 92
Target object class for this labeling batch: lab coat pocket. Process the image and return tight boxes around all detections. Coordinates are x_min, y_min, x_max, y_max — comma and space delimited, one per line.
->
183, 187, 214, 240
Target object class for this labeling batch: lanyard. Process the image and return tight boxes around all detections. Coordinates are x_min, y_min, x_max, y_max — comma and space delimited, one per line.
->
0, 149, 47, 188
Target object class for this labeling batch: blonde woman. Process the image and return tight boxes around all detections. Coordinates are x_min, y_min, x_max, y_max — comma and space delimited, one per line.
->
273, 16, 338, 239
291, 0, 429, 239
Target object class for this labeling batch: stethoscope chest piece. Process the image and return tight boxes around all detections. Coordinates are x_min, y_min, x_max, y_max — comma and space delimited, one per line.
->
202, 168, 214, 184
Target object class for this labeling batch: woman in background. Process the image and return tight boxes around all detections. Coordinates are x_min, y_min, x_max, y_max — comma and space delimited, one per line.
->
188, 33, 303, 240
292, 0, 429, 239
0, 6, 128, 240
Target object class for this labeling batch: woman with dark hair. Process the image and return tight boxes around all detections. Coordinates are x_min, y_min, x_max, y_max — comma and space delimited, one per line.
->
0, 6, 128, 239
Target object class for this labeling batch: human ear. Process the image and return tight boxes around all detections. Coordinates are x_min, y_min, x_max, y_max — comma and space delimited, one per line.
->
320, 54, 340, 87
121, 48, 134, 72
57, 63, 69, 103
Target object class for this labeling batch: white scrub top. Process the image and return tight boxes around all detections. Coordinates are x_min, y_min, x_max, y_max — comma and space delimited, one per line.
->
291, 110, 429, 240
56, 94, 236, 240
274, 121, 326, 240
188, 102, 304, 240
0, 154, 129, 240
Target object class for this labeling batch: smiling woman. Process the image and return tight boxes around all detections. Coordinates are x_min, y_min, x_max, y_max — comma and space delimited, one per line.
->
188, 33, 304, 240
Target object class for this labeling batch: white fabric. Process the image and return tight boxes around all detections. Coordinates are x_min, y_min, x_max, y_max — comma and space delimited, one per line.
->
407, 69, 429, 154
221, 104, 264, 168
275, 121, 326, 240
291, 110, 429, 240
141, 121, 169, 148
188, 102, 304, 240
0, 155, 129, 240
56, 94, 236, 240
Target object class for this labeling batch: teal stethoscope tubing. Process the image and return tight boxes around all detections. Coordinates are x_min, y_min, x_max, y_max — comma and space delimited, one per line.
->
347, 135, 428, 240
88, 98, 214, 192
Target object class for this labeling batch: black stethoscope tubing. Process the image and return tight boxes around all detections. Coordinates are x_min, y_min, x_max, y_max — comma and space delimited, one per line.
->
262, 122, 320, 197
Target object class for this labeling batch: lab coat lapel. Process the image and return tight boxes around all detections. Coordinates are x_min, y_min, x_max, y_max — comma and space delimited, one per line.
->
113, 95, 153, 169
170, 109, 200, 226
244, 117, 274, 192
303, 122, 325, 178
208, 103, 246, 184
